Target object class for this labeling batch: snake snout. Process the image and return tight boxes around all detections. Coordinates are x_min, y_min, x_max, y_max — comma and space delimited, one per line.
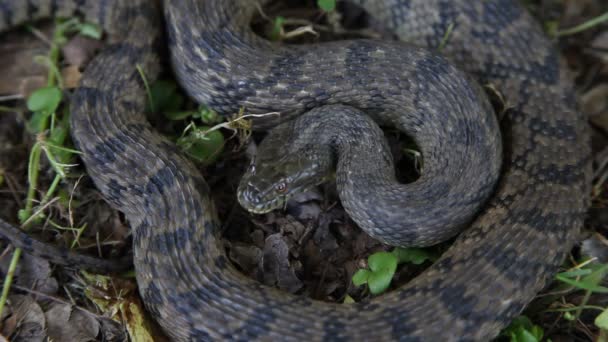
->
238, 182, 270, 213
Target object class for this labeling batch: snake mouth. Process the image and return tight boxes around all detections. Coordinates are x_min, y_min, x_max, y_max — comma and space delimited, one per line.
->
239, 197, 286, 214
237, 184, 287, 214
243, 204, 281, 215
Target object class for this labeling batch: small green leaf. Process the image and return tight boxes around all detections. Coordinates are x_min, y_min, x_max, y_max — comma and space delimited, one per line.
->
78, 22, 102, 39
352, 252, 400, 295
563, 311, 575, 321
343, 295, 355, 304
198, 106, 221, 124
595, 308, 608, 330
368, 252, 398, 272
352, 269, 370, 287
18, 209, 43, 225
512, 329, 540, 342
581, 263, 608, 287
27, 111, 49, 133
27, 86, 62, 115
179, 127, 224, 165
17, 209, 28, 224
392, 247, 435, 265
367, 267, 394, 295
509, 316, 534, 328
317, 0, 336, 12
502, 316, 543, 342
55, 35, 68, 46
50, 124, 68, 146
49, 120, 72, 163
529, 326, 544, 340
367, 252, 398, 295
556, 268, 593, 278
555, 267, 608, 293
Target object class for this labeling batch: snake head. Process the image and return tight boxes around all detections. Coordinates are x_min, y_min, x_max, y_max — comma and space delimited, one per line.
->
237, 142, 333, 214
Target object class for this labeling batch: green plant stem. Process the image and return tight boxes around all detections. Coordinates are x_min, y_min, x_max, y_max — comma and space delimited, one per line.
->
70, 224, 87, 249
22, 143, 42, 221
0, 248, 22, 317
136, 64, 155, 113
45, 18, 78, 88
547, 305, 605, 313
0, 18, 70, 320
41, 174, 62, 206
438, 23, 454, 51
557, 11, 608, 36
22, 16, 67, 221
574, 290, 593, 321
47, 31, 62, 87
0, 105, 18, 112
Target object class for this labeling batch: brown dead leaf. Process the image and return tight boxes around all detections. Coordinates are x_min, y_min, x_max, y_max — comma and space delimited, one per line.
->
61, 65, 83, 89
561, 0, 606, 29
589, 31, 608, 64
584, 84, 608, 132
17, 65, 86, 96
5, 295, 46, 342
17, 76, 47, 99
98, 318, 127, 342
581, 234, 608, 263
275, 216, 308, 249
262, 233, 302, 293
0, 22, 100, 97
0, 253, 58, 297
228, 242, 263, 278
44, 302, 100, 342
285, 190, 323, 221
312, 218, 339, 254
250, 229, 265, 248
0, 25, 51, 97
61, 35, 103, 69
0, 303, 18, 338
16, 254, 58, 295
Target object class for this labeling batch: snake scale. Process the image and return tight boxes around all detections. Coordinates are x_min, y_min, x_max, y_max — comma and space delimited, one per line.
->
237, 98, 502, 247
0, 0, 590, 341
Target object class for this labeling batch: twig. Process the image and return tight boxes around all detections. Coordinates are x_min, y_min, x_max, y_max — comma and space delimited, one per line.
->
0, 94, 24, 102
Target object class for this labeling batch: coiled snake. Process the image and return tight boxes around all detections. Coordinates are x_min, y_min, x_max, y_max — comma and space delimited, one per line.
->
0, 0, 590, 340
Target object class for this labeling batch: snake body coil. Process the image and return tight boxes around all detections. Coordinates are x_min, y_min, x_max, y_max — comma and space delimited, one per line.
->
237, 101, 502, 248
0, 0, 590, 341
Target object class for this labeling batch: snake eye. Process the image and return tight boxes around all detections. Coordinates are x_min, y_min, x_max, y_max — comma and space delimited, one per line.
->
275, 182, 287, 193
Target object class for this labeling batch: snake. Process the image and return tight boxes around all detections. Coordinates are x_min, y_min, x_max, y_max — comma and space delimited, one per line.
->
0, 0, 590, 341
236, 100, 502, 247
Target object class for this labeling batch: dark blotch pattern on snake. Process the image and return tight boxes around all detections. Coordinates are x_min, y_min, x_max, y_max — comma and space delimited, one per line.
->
237, 101, 501, 247
0, 0, 590, 341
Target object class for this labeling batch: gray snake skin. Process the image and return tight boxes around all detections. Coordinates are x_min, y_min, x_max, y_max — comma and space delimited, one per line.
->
237, 100, 502, 247
0, 0, 590, 340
